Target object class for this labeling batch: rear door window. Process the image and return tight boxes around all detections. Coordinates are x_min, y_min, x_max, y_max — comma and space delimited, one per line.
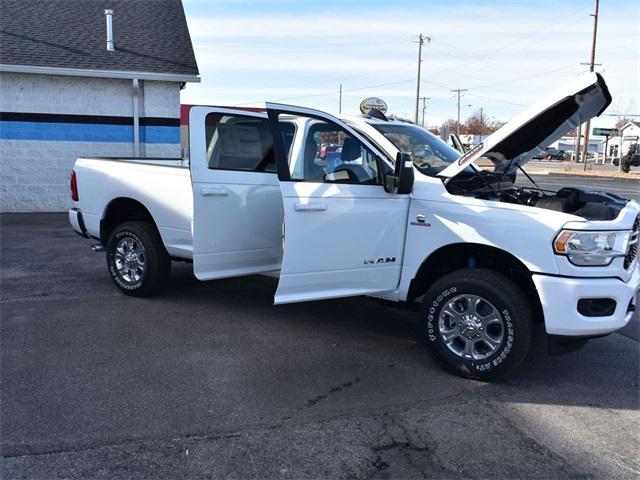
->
205, 113, 294, 173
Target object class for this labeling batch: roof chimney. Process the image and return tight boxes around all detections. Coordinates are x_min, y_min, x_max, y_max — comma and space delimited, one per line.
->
104, 9, 115, 51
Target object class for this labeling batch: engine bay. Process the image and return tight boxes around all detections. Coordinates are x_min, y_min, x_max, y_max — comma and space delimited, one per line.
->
446, 171, 628, 221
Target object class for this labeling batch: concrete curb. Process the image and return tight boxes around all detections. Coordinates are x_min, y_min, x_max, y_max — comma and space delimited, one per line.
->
526, 169, 640, 179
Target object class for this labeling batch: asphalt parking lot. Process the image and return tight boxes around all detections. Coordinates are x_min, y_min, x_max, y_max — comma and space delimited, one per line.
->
1, 202, 639, 478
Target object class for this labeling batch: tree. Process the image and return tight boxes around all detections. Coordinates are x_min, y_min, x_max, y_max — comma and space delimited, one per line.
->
464, 110, 503, 135
615, 116, 632, 131
441, 119, 464, 135
465, 110, 492, 135
440, 113, 502, 136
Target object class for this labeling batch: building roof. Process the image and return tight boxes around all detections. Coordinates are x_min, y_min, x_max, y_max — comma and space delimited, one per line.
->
0, 0, 199, 81
619, 121, 640, 132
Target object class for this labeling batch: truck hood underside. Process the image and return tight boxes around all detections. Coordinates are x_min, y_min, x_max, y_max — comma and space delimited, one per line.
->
437, 73, 612, 179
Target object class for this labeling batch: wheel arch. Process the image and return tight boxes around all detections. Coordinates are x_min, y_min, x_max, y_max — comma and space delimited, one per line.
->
100, 197, 161, 245
407, 243, 544, 323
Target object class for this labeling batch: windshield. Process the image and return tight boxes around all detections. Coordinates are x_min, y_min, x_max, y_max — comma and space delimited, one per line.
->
372, 123, 462, 176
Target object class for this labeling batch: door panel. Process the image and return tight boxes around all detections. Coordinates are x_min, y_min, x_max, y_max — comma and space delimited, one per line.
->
266, 104, 411, 304
190, 107, 283, 280
277, 181, 409, 303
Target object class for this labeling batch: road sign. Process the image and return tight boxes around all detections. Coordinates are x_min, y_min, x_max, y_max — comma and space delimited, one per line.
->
592, 127, 618, 136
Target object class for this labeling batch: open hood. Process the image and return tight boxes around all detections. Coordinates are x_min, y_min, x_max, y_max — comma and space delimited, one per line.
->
437, 73, 611, 179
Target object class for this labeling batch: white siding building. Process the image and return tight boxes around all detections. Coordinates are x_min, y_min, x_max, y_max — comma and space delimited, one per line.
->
0, 0, 199, 211
608, 122, 640, 159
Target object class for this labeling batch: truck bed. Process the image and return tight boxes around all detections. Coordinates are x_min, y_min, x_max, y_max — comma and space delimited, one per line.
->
72, 157, 194, 259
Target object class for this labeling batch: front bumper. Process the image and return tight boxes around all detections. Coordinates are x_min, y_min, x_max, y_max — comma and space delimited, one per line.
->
532, 265, 639, 336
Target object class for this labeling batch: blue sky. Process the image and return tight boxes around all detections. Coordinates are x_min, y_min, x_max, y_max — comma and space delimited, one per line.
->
181, 0, 639, 128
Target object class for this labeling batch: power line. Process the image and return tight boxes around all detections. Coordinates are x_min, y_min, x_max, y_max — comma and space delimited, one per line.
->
428, 10, 588, 85
196, 38, 412, 49
235, 78, 416, 106
465, 92, 528, 107
465, 64, 580, 90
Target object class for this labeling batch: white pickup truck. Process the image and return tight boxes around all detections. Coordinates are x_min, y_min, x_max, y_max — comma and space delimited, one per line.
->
69, 73, 639, 380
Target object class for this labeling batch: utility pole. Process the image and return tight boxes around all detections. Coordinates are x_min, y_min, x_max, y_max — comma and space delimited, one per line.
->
574, 124, 582, 163
451, 89, 468, 135
414, 34, 430, 124
581, 0, 600, 171
420, 96, 430, 127
338, 83, 342, 114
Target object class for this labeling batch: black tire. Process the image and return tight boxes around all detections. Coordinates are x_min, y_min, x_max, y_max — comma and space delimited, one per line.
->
106, 221, 170, 297
421, 268, 533, 381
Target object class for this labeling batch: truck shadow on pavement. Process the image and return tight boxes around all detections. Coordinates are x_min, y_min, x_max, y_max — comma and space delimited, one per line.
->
162, 262, 639, 412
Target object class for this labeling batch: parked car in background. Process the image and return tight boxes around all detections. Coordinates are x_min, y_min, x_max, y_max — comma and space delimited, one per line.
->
531, 148, 564, 160
544, 148, 565, 160
613, 154, 640, 167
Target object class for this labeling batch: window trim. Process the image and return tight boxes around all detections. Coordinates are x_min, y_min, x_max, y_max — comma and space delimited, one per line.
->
268, 107, 387, 186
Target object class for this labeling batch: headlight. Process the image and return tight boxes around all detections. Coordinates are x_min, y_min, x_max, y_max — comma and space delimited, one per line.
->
554, 230, 630, 266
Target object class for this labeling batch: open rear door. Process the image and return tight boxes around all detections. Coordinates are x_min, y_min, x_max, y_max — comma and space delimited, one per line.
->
266, 103, 411, 304
190, 106, 284, 280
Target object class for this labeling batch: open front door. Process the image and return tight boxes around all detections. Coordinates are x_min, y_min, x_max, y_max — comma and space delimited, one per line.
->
190, 106, 284, 280
267, 103, 411, 304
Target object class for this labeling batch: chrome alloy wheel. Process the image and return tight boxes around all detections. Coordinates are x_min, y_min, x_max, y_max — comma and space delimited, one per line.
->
438, 294, 505, 360
114, 237, 146, 283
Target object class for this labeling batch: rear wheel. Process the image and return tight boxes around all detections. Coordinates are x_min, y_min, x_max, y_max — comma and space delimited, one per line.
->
421, 268, 533, 381
106, 221, 170, 297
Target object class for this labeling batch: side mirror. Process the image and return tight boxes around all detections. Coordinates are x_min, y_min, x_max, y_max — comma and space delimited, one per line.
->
385, 152, 414, 194
396, 152, 415, 194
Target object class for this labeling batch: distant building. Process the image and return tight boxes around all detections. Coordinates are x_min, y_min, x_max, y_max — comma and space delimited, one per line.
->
549, 136, 602, 155
607, 122, 640, 159
0, 0, 200, 211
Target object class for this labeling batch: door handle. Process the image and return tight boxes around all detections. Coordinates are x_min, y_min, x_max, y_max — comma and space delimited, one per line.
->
294, 202, 327, 212
200, 186, 229, 197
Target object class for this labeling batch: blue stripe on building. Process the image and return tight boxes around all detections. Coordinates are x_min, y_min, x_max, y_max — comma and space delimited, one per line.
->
0, 112, 180, 144
0, 121, 180, 144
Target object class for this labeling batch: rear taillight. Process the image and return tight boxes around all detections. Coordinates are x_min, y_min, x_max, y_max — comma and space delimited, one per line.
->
70, 170, 79, 201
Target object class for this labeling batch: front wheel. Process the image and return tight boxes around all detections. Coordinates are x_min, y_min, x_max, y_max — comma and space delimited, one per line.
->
106, 221, 171, 297
421, 268, 533, 381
